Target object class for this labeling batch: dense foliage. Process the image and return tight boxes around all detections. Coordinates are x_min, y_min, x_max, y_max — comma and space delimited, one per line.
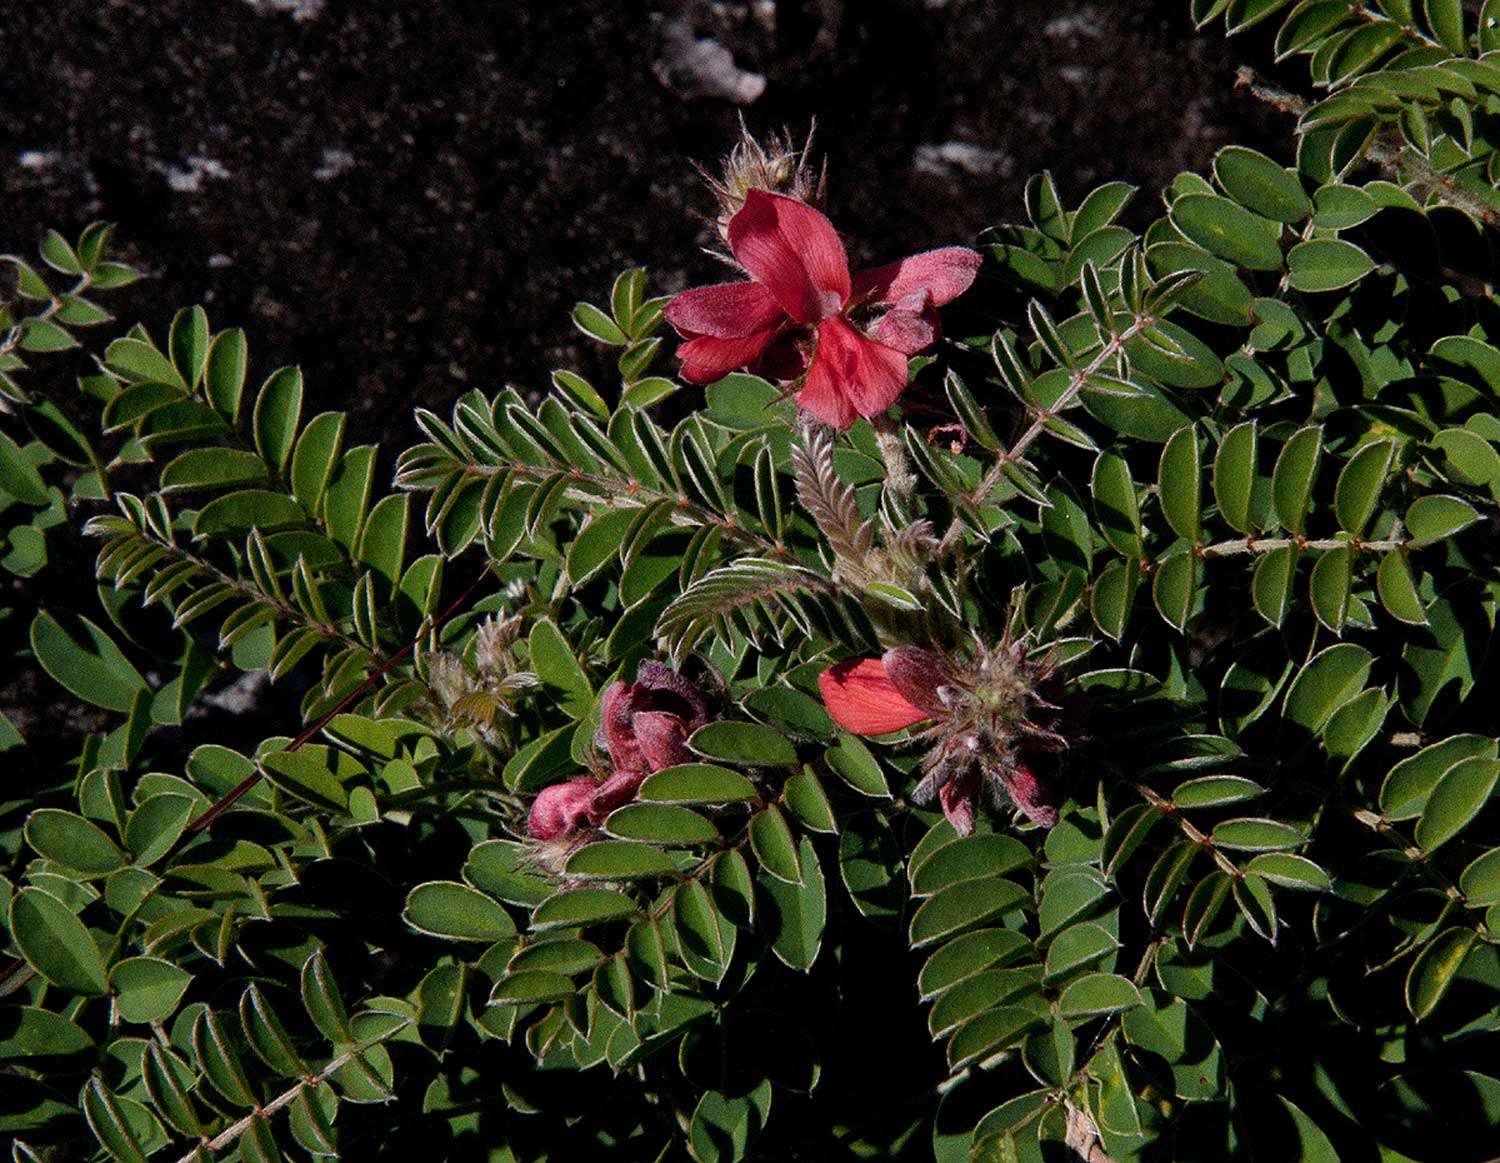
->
5, 3, 1500, 1159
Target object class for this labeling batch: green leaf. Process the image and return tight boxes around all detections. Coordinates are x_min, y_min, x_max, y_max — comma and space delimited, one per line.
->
1382, 735, 1497, 820
260, 746, 353, 814
1172, 775, 1265, 809
1283, 642, 1372, 733
603, 802, 719, 846
194, 1008, 256, 1108
1272, 425, 1321, 535
689, 721, 798, 767
1170, 193, 1284, 270
564, 840, 678, 879
1211, 817, 1304, 851
1158, 425, 1202, 542
824, 733, 890, 798
1423, 0, 1466, 52
528, 620, 593, 720
24, 809, 126, 875
19, 318, 79, 353
1252, 544, 1298, 627
1406, 927, 1476, 1020
1309, 544, 1352, 632
911, 833, 1032, 896
123, 795, 195, 866
1405, 494, 1479, 547
1232, 872, 1278, 942
1152, 550, 1197, 631
404, 880, 518, 941
573, 302, 627, 345
910, 877, 1029, 949
532, 887, 639, 930
0, 429, 50, 506
1415, 757, 1500, 852
1377, 551, 1427, 625
82, 1078, 148, 1163
159, 447, 269, 493
290, 410, 346, 511
918, 929, 1034, 999
301, 951, 354, 1043
30, 609, 147, 712
9, 886, 109, 994
1286, 239, 1376, 291
638, 763, 759, 805
1212, 420, 1258, 534
689, 1080, 773, 1163
947, 1006, 1046, 1071
169, 306, 209, 389
1334, 439, 1394, 536
193, 489, 308, 537
253, 367, 304, 474
1044, 921, 1119, 979
749, 805, 802, 884
106, 336, 184, 387
760, 836, 826, 970
204, 328, 248, 422
1091, 450, 1144, 556
1460, 847, 1500, 906
783, 769, 837, 834
1213, 146, 1312, 222
1058, 973, 1143, 1019
1091, 558, 1140, 641
1432, 427, 1500, 488
1246, 853, 1331, 891
110, 956, 191, 1023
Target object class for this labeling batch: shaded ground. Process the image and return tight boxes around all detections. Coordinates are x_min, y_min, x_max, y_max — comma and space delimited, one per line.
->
1, 0, 1283, 745
4, 0, 1280, 432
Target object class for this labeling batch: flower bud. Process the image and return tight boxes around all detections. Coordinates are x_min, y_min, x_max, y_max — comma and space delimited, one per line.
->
939, 768, 980, 837
596, 663, 709, 777
999, 761, 1058, 828
527, 776, 601, 841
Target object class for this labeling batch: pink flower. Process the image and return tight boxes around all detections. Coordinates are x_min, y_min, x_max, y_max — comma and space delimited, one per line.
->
590, 662, 709, 818
818, 646, 1059, 835
527, 776, 601, 841
665, 189, 981, 430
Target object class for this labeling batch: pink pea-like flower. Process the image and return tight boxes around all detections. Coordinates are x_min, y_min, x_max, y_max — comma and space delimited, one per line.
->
665, 189, 980, 430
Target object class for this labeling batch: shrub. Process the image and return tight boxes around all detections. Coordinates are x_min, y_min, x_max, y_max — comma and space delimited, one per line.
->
4, 4, 1500, 1159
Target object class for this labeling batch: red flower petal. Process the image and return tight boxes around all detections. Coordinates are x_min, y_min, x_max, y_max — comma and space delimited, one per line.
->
528, 776, 601, 840
677, 330, 779, 384
728, 190, 851, 325
852, 246, 981, 308
665, 280, 784, 339
819, 658, 931, 735
870, 303, 939, 356
798, 316, 908, 427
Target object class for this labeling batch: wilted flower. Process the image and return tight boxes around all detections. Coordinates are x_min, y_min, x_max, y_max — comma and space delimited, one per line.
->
527, 775, 601, 841
592, 661, 710, 818
818, 644, 1063, 835
665, 188, 980, 430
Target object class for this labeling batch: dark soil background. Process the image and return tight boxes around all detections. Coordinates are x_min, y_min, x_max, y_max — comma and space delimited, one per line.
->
1, 0, 1285, 748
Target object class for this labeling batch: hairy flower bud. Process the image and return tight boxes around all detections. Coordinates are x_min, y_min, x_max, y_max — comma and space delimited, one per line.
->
527, 776, 601, 841
998, 761, 1058, 828
707, 124, 826, 243
591, 662, 710, 818
597, 662, 708, 774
